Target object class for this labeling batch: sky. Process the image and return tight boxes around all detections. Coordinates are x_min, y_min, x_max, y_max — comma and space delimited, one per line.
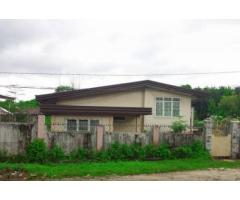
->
1, 19, 240, 101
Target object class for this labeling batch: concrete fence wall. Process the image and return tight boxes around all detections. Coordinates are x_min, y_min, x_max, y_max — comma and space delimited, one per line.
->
1, 116, 240, 159
0, 122, 37, 154
43, 125, 207, 155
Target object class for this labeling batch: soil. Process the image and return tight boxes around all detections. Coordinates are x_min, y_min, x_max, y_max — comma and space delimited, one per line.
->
60, 168, 240, 181
2, 166, 240, 181
0, 167, 30, 181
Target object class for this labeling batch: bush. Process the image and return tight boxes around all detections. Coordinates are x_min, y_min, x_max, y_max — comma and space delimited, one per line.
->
106, 142, 122, 160
154, 144, 172, 159
0, 150, 8, 162
172, 141, 210, 159
76, 147, 88, 160
26, 139, 48, 163
121, 144, 134, 159
172, 116, 189, 133
48, 145, 65, 162
1, 140, 210, 163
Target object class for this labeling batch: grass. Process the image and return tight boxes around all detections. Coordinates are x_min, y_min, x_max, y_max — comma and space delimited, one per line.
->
1, 158, 240, 179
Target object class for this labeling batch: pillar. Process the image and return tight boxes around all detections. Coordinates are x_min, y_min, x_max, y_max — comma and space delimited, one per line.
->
204, 118, 212, 153
153, 125, 159, 148
97, 125, 104, 152
230, 120, 240, 159
37, 115, 45, 139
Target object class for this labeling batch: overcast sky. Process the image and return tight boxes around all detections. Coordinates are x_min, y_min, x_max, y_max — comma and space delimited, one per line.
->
1, 19, 240, 101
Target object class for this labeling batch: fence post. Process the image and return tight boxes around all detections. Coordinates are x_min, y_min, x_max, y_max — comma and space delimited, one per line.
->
204, 118, 212, 154
37, 115, 45, 139
230, 120, 240, 159
153, 125, 159, 148
97, 125, 104, 152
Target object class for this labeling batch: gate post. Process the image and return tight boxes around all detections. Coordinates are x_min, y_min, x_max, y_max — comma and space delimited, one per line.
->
97, 125, 104, 152
230, 120, 240, 159
204, 118, 212, 154
37, 115, 45, 139
153, 125, 159, 148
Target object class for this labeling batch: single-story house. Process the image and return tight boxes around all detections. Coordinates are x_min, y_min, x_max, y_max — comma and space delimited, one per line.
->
0, 94, 15, 101
0, 107, 12, 115
36, 80, 210, 133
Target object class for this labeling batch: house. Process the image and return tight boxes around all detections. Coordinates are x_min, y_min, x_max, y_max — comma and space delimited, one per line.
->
0, 107, 12, 115
36, 80, 210, 133
0, 94, 15, 101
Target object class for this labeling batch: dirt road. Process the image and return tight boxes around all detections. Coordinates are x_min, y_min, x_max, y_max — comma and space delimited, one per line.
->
61, 168, 240, 181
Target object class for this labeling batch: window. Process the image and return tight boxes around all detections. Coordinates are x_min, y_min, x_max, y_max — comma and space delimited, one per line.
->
155, 97, 180, 117
79, 120, 88, 131
114, 116, 126, 121
67, 119, 77, 131
67, 119, 100, 132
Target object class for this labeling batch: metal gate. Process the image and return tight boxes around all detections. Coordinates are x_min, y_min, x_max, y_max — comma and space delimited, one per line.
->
211, 123, 231, 158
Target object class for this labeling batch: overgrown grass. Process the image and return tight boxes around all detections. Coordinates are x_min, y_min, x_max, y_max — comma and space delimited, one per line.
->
1, 159, 240, 179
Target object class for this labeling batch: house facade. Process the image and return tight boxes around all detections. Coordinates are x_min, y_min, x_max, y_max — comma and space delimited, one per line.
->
36, 80, 210, 133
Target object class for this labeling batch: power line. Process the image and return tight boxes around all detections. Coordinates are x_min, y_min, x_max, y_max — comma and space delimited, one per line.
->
0, 85, 55, 90
1, 71, 240, 76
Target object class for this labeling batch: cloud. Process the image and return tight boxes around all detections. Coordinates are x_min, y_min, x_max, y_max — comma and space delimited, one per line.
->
1, 19, 240, 100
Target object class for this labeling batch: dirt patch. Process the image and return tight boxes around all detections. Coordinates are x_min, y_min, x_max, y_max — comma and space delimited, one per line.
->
60, 168, 240, 181
0, 167, 30, 181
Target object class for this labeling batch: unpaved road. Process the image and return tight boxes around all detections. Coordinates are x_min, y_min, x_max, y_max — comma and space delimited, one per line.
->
61, 168, 240, 181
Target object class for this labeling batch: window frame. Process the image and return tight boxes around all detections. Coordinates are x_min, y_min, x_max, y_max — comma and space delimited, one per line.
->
113, 116, 126, 122
155, 97, 181, 118
66, 118, 101, 132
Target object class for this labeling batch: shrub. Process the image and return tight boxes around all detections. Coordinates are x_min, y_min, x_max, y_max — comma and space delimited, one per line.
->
0, 150, 8, 162
97, 150, 108, 160
76, 147, 88, 160
106, 142, 122, 160
172, 116, 189, 133
26, 139, 48, 163
154, 144, 172, 159
69, 151, 76, 160
172, 141, 211, 159
7, 154, 28, 163
48, 145, 65, 162
121, 144, 134, 159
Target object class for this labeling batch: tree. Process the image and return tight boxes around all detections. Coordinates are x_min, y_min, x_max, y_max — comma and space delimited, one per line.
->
55, 86, 74, 93
218, 95, 240, 117
207, 98, 217, 115
180, 84, 192, 89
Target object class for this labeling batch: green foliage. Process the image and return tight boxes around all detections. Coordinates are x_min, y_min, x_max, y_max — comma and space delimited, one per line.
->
154, 144, 172, 159
1, 140, 209, 164
26, 139, 65, 163
48, 145, 65, 162
4, 159, 240, 179
0, 99, 38, 113
26, 139, 48, 164
45, 116, 51, 131
218, 95, 240, 117
171, 116, 189, 133
172, 141, 210, 159
76, 147, 88, 160
180, 84, 192, 89
69, 151, 76, 160
193, 120, 204, 127
55, 86, 74, 93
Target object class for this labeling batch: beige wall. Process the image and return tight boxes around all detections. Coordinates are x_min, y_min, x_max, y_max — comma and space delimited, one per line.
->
57, 90, 145, 107
54, 87, 193, 128
143, 88, 192, 125
113, 116, 137, 132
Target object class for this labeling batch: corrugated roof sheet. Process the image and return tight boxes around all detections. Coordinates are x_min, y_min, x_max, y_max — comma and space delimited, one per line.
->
36, 80, 211, 103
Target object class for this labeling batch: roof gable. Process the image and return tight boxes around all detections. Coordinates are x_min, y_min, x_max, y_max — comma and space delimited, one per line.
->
36, 80, 211, 103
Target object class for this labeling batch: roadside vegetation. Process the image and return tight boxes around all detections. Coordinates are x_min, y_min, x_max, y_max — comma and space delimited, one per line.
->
1, 159, 240, 180
0, 139, 210, 164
